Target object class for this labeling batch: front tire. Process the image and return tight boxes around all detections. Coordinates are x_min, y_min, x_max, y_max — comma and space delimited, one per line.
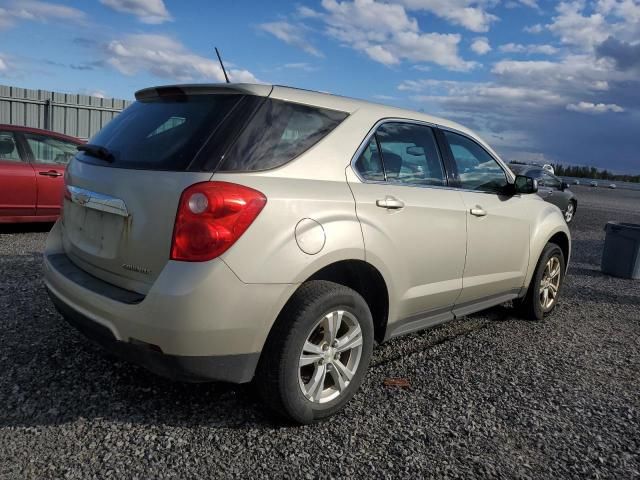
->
256, 280, 374, 424
564, 201, 576, 223
516, 243, 565, 320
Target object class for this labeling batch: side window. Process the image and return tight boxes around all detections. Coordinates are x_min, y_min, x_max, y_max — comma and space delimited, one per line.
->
444, 131, 508, 193
376, 123, 445, 186
530, 169, 544, 180
220, 99, 348, 171
0, 131, 22, 162
25, 134, 78, 165
354, 137, 385, 181
542, 173, 561, 189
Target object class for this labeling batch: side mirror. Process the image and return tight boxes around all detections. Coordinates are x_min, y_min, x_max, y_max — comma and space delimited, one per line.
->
514, 175, 538, 194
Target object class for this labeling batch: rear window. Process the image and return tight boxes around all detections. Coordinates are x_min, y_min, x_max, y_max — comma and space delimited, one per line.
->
79, 94, 348, 172
218, 99, 348, 171
79, 94, 243, 170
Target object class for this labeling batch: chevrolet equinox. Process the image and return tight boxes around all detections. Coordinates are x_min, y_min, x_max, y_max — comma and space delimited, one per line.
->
44, 84, 571, 423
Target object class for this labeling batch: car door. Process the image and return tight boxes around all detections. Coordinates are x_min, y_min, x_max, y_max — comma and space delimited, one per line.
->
23, 132, 77, 217
347, 121, 467, 335
539, 172, 567, 211
534, 169, 557, 205
439, 129, 530, 313
0, 130, 37, 218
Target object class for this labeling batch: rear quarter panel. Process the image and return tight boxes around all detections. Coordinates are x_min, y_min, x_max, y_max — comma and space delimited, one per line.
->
215, 173, 365, 285
213, 111, 382, 285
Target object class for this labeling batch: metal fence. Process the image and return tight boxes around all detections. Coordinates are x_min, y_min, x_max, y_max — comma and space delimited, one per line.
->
0, 84, 132, 140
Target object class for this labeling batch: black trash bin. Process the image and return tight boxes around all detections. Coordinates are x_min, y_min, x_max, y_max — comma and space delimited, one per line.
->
601, 222, 640, 279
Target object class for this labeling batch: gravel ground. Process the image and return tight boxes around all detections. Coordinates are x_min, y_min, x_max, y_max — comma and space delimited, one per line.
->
1, 187, 639, 479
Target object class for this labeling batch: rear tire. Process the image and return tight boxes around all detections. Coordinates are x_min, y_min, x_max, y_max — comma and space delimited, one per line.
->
255, 280, 374, 424
515, 243, 565, 321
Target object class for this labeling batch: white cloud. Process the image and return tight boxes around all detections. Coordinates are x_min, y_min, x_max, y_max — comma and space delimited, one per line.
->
524, 23, 544, 33
282, 62, 318, 72
100, 0, 172, 24
105, 34, 259, 83
398, 0, 499, 32
544, 1, 640, 50
5, 1, 86, 24
262, 0, 477, 71
471, 37, 491, 55
0, 8, 14, 29
77, 88, 108, 98
259, 21, 323, 57
490, 56, 621, 95
297, 5, 324, 18
499, 43, 558, 55
517, 0, 539, 8
548, 2, 608, 48
373, 94, 397, 100
566, 101, 624, 113
320, 0, 476, 70
596, 0, 640, 24
0, 56, 7, 72
410, 83, 565, 110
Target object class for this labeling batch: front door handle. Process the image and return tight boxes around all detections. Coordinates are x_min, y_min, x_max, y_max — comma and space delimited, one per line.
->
39, 170, 63, 177
470, 207, 487, 217
376, 196, 405, 210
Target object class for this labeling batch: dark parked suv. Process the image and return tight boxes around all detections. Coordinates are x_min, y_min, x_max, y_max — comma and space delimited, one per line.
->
509, 164, 578, 223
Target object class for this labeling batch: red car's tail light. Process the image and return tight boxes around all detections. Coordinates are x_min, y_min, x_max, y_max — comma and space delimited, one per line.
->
170, 181, 267, 262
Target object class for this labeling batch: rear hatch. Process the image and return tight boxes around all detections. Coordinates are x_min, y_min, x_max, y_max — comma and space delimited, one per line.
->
61, 85, 269, 294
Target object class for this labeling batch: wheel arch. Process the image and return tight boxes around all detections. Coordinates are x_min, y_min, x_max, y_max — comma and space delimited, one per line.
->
270, 259, 390, 345
549, 231, 570, 269
525, 202, 572, 289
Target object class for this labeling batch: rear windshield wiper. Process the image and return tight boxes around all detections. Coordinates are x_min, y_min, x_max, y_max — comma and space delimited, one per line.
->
77, 144, 114, 162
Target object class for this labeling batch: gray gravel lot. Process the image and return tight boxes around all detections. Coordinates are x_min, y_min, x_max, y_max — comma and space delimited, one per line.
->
1, 187, 639, 479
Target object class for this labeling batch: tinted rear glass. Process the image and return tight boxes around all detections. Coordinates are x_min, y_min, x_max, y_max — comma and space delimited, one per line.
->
218, 99, 348, 171
78, 94, 242, 170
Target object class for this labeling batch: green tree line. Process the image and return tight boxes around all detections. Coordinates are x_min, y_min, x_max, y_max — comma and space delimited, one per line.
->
552, 164, 640, 183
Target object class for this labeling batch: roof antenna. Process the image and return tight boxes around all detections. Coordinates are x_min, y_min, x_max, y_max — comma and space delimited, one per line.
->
215, 47, 230, 83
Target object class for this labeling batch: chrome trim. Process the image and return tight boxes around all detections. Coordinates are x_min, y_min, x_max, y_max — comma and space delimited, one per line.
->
66, 185, 129, 217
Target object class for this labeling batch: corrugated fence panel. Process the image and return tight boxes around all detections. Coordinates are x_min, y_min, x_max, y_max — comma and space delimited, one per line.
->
0, 101, 10, 123
0, 84, 131, 140
77, 109, 90, 139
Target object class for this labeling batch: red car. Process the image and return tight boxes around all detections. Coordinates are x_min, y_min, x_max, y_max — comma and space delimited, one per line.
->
0, 125, 83, 223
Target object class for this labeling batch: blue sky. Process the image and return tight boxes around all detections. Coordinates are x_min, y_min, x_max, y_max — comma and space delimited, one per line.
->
0, 0, 639, 172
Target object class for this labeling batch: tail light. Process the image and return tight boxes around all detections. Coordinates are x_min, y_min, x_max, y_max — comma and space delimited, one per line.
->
170, 181, 267, 262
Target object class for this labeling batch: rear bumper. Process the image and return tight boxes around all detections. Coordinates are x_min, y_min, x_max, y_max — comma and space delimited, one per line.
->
43, 220, 298, 383
48, 290, 259, 383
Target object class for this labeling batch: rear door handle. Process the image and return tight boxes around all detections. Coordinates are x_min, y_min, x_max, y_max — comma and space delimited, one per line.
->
39, 170, 63, 177
470, 207, 487, 217
376, 196, 405, 210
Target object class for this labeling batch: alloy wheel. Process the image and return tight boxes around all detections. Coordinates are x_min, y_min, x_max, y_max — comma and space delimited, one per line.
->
540, 256, 561, 310
565, 203, 574, 222
298, 310, 363, 404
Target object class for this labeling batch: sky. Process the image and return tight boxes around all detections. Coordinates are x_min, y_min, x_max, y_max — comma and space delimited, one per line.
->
0, 0, 639, 173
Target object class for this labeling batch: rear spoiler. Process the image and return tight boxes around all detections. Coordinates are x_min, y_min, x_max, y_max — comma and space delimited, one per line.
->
135, 83, 273, 101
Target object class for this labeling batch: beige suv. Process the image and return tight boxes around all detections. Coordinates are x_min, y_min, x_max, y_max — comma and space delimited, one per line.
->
43, 84, 570, 423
